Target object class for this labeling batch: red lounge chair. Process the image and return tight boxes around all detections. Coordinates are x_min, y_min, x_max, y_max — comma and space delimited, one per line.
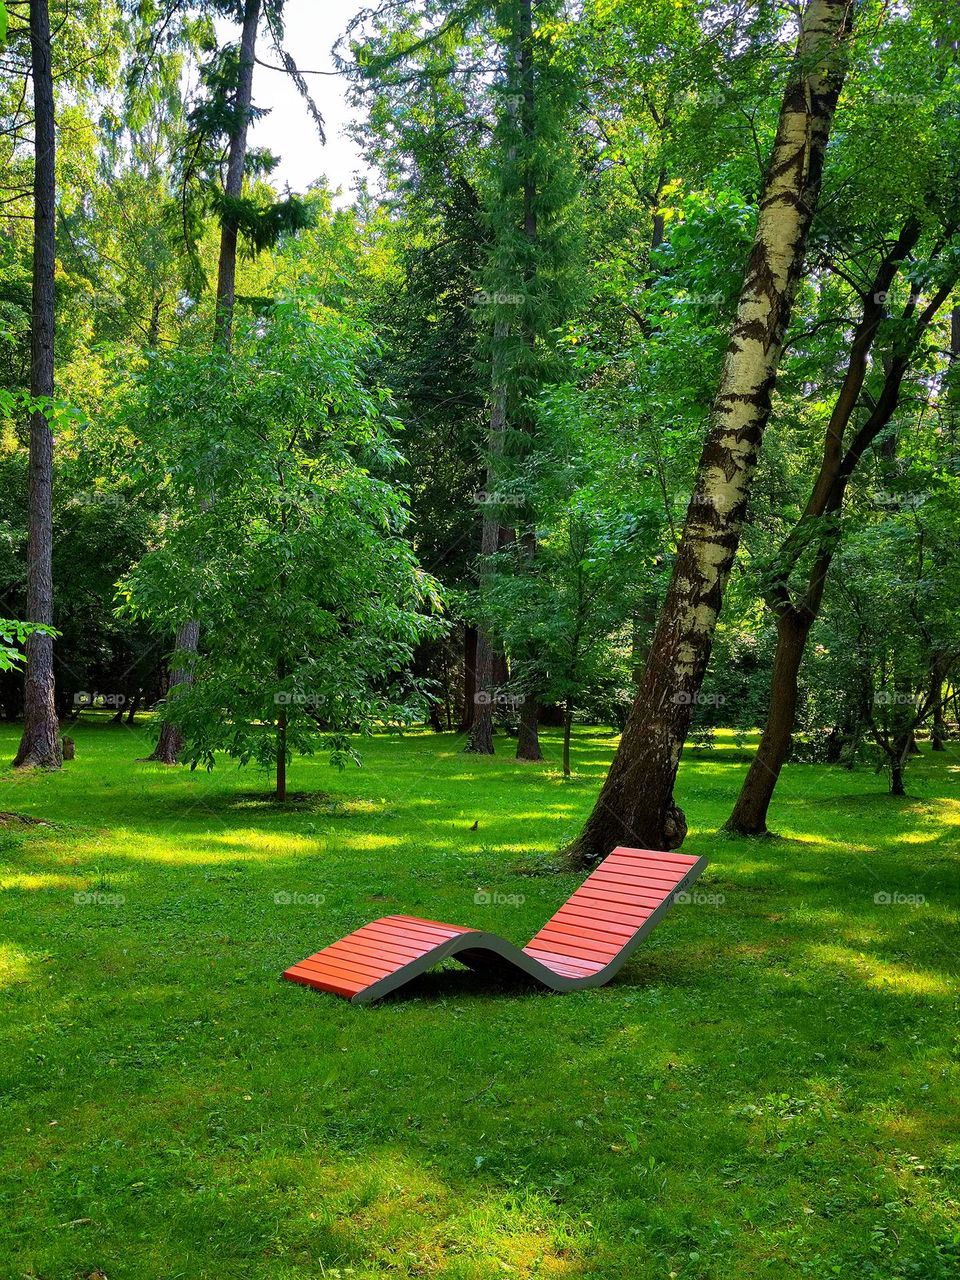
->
283, 846, 708, 1004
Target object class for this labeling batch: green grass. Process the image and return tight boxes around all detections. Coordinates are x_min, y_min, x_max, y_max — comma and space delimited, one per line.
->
1, 718, 958, 1280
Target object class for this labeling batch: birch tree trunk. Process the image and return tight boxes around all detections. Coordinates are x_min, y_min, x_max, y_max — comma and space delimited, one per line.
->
566, 0, 854, 864
149, 0, 261, 765
13, 0, 61, 770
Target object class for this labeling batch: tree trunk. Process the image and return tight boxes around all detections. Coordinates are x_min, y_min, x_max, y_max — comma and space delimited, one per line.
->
890, 760, 905, 796
276, 705, 287, 801
466, 322, 509, 755
566, 0, 853, 864
931, 671, 947, 752
150, 0, 261, 763
14, 0, 61, 771
145, 619, 199, 764
466, 628, 496, 754
213, 0, 261, 350
724, 612, 810, 834
516, 695, 543, 762
562, 702, 573, 778
126, 692, 140, 725
509, 0, 545, 763
460, 624, 477, 731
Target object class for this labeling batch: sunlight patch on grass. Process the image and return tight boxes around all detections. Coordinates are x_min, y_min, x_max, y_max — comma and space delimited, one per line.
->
0, 942, 33, 987
0, 871, 81, 892
809, 944, 953, 996
300, 1150, 586, 1278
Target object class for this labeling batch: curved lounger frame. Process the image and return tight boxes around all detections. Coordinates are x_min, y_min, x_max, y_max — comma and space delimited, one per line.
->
283, 846, 709, 1005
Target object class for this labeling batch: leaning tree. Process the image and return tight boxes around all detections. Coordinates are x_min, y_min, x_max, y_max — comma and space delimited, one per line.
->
566, 0, 856, 862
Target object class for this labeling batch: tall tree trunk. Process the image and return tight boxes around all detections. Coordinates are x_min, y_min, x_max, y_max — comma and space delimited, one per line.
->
14, 0, 61, 771
466, 324, 509, 755
566, 0, 853, 864
214, 0, 261, 350
890, 758, 906, 796
725, 611, 811, 833
512, 0, 545, 762
150, 0, 261, 764
562, 701, 573, 778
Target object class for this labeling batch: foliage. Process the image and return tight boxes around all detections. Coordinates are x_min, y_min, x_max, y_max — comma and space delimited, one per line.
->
0, 619, 56, 672
116, 298, 444, 787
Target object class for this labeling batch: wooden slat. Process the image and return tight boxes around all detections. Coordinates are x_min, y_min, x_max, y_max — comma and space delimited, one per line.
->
389, 914, 468, 937
354, 922, 451, 954
529, 929, 621, 963
529, 926, 627, 957
549, 908, 637, 937
553, 902, 654, 929
325, 935, 428, 965
610, 848, 699, 868
292, 952, 393, 983
579, 871, 684, 896
284, 964, 367, 998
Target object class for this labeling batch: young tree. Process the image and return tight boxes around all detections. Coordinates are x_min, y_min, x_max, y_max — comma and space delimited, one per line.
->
148, 0, 319, 764
119, 300, 443, 799
485, 502, 642, 776
826, 482, 960, 796
567, 0, 855, 863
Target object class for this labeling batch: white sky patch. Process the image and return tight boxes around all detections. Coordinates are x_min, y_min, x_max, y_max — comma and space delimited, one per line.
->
214, 0, 371, 202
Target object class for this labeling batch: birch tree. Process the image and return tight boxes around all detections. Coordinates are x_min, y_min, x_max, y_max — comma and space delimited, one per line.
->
567, 0, 855, 863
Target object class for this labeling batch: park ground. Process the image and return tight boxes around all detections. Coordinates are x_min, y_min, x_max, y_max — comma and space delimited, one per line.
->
1, 718, 958, 1279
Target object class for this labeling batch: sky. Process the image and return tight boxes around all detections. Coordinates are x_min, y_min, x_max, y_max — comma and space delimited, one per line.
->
214, 0, 372, 201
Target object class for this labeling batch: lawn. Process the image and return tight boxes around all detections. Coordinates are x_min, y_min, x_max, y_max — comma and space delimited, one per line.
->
1, 718, 958, 1279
